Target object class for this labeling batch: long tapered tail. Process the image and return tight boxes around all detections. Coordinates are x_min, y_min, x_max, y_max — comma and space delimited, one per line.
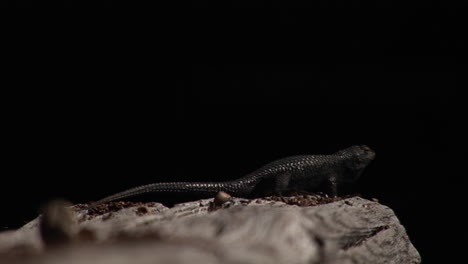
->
91, 181, 246, 207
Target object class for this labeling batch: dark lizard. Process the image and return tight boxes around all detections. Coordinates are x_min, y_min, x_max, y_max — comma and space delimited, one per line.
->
91, 145, 375, 206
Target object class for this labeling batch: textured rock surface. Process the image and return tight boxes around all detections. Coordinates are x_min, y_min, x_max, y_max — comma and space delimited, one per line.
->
0, 196, 421, 264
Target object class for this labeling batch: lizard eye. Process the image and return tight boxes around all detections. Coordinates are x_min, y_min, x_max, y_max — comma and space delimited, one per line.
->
360, 145, 372, 152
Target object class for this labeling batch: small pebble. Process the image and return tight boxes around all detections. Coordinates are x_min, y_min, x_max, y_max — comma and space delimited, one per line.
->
214, 191, 231, 206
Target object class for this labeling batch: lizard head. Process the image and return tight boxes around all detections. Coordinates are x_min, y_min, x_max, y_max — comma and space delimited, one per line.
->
336, 145, 375, 182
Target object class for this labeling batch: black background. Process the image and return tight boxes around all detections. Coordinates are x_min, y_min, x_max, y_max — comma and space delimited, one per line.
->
1, 7, 464, 263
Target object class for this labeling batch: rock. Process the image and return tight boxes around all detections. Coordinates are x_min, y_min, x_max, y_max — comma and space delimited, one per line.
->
0, 196, 421, 264
39, 199, 77, 246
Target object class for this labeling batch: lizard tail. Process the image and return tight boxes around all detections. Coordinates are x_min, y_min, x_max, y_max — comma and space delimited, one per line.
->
90, 181, 236, 207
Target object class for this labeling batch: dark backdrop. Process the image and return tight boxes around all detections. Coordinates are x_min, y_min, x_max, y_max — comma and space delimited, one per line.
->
1, 9, 463, 263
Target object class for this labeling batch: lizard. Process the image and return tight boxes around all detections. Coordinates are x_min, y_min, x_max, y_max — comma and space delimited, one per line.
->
91, 145, 375, 207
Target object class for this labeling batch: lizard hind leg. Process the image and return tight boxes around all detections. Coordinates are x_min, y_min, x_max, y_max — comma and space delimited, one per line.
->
274, 172, 292, 203
273, 172, 292, 195
249, 172, 292, 198
329, 174, 338, 197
